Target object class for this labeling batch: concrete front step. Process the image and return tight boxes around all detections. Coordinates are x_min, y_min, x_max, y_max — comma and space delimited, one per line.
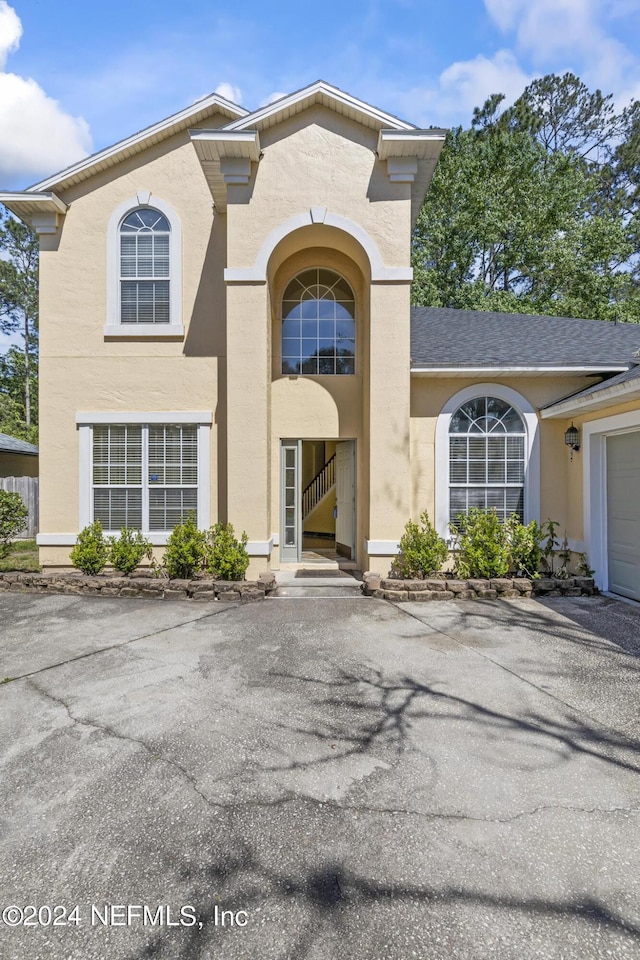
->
270, 570, 365, 597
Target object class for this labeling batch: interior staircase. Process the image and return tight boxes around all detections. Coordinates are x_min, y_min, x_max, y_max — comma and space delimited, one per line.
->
302, 453, 335, 519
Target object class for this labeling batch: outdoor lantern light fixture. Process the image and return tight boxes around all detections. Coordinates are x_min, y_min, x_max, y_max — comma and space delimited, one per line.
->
564, 422, 580, 460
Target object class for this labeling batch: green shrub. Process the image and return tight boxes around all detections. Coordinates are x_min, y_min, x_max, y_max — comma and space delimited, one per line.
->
70, 521, 108, 575
392, 511, 448, 578
505, 516, 544, 578
205, 522, 250, 581
108, 528, 153, 575
0, 490, 29, 558
162, 515, 206, 579
452, 507, 510, 579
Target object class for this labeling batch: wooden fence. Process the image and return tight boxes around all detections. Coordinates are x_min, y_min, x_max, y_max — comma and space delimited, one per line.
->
0, 476, 39, 539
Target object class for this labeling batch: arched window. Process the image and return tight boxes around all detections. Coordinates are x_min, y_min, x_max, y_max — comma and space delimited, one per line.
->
449, 396, 526, 525
120, 208, 170, 324
281, 268, 355, 375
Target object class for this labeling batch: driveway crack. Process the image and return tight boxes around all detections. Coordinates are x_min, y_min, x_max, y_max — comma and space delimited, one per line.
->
27, 679, 226, 816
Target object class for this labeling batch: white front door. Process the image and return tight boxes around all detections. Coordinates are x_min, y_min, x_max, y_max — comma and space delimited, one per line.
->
335, 440, 356, 559
607, 431, 640, 601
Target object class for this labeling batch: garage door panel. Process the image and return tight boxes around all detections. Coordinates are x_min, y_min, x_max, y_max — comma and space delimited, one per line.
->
607, 432, 640, 602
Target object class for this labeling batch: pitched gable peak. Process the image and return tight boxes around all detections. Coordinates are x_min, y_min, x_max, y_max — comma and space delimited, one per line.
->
224, 80, 416, 133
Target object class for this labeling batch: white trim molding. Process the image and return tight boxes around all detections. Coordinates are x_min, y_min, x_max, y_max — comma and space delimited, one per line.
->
366, 539, 401, 555
105, 194, 183, 337
246, 539, 274, 556
583, 409, 640, 593
76, 412, 213, 425
36, 534, 77, 546
434, 383, 541, 540
224, 210, 413, 284
412, 366, 628, 378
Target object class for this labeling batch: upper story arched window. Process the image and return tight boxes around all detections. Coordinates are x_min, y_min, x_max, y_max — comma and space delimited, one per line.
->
449, 396, 526, 525
281, 268, 355, 375
119, 207, 171, 324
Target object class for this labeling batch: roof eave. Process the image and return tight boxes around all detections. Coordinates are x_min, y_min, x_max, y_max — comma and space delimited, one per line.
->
410, 365, 629, 378
0, 191, 68, 232
23, 93, 249, 195
225, 80, 417, 133
540, 376, 640, 418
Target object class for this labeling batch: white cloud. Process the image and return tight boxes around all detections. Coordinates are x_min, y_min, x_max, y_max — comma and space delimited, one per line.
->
214, 81, 242, 105
0, 0, 20, 71
483, 0, 640, 106
0, 3, 92, 187
438, 50, 532, 116
259, 90, 287, 107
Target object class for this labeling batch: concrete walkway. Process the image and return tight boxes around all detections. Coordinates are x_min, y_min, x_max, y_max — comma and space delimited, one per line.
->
0, 591, 639, 960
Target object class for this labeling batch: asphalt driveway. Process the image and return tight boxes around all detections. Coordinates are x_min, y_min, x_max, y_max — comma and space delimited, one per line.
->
0, 591, 639, 960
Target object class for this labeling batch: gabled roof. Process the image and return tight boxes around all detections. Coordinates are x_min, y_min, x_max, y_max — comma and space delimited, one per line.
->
2, 80, 446, 227
0, 432, 38, 456
410, 307, 640, 374
224, 80, 419, 133
22, 92, 248, 195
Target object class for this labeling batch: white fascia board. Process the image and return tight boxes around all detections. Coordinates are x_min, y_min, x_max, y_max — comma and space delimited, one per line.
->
410, 366, 628, 377
75, 412, 213, 425
540, 376, 640, 418
27, 94, 249, 193
378, 129, 447, 160
189, 129, 260, 161
225, 80, 416, 132
0, 191, 67, 214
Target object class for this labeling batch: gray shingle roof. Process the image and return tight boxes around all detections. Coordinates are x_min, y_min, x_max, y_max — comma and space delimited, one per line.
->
0, 432, 38, 456
410, 307, 640, 368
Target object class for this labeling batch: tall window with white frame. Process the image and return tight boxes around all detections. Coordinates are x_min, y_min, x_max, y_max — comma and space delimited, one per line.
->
449, 396, 526, 526
281, 268, 356, 375
92, 425, 197, 532
120, 208, 170, 324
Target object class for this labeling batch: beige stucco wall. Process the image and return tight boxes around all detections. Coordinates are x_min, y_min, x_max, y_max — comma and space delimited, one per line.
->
223, 107, 413, 570
38, 123, 229, 567
226, 106, 411, 271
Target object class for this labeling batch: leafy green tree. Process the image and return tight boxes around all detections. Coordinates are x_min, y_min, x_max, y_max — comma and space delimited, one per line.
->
412, 73, 640, 322
0, 211, 39, 430
0, 346, 38, 442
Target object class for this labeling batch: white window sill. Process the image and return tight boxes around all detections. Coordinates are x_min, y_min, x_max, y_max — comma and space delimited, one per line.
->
103, 324, 184, 339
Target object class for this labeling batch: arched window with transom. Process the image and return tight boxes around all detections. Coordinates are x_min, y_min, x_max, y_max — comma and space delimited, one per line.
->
449, 396, 526, 525
120, 208, 170, 324
281, 268, 355, 375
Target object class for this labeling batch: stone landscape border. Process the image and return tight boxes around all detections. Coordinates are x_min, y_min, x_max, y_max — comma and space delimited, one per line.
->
362, 574, 597, 602
0, 571, 276, 602
0, 571, 598, 604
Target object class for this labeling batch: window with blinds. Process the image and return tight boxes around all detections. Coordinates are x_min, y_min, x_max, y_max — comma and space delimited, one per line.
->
92, 424, 197, 531
449, 397, 525, 526
120, 208, 170, 323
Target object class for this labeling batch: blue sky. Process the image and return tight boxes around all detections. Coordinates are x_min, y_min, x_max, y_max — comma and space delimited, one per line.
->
1, 0, 639, 191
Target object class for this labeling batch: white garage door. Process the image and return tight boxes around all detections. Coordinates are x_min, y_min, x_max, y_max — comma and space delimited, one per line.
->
607, 431, 640, 601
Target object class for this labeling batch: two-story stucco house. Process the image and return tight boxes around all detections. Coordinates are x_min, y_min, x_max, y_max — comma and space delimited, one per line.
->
2, 81, 640, 599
